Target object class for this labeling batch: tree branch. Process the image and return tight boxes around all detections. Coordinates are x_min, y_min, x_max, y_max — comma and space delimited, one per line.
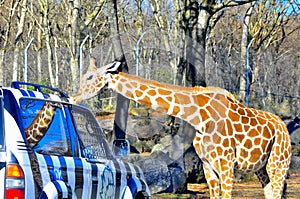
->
213, 0, 255, 12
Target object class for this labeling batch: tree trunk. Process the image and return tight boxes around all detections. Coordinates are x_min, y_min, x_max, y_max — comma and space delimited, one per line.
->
12, 48, 19, 81
107, 0, 130, 140
42, 0, 55, 87
182, 0, 208, 88
13, 0, 28, 82
240, 3, 254, 102
0, 50, 5, 85
37, 27, 43, 83
54, 37, 59, 87
69, 0, 80, 92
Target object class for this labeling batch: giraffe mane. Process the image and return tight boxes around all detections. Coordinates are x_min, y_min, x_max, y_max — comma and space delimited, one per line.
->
119, 72, 237, 101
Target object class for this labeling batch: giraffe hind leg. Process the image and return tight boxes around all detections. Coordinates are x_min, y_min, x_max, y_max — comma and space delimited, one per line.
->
255, 166, 272, 199
266, 154, 291, 198
256, 164, 288, 199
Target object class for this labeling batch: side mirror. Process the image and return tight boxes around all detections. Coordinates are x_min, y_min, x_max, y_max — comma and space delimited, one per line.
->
112, 139, 129, 157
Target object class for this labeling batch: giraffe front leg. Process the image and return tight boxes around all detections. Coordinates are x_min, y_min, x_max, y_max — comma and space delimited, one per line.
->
202, 162, 220, 199
219, 167, 234, 199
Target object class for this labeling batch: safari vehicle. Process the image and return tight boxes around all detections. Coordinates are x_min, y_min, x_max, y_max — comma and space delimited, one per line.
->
0, 82, 151, 199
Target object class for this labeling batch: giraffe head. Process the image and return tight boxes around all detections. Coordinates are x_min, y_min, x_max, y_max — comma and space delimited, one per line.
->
71, 58, 121, 104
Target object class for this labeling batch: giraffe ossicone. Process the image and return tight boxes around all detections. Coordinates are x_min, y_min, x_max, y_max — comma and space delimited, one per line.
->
71, 58, 292, 199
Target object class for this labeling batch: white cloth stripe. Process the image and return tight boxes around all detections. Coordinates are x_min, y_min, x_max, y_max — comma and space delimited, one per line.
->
82, 160, 92, 198
48, 94, 62, 101
36, 153, 51, 187
51, 156, 61, 171
9, 87, 64, 103
64, 157, 76, 199
43, 182, 58, 199
57, 180, 68, 198
107, 160, 117, 197
33, 91, 45, 99
9, 89, 23, 106
117, 161, 127, 199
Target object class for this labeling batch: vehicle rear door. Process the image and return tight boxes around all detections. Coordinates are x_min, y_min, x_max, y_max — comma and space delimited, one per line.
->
19, 98, 76, 198
71, 105, 117, 199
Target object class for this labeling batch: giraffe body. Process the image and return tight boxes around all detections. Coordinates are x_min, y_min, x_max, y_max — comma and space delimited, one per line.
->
72, 60, 292, 199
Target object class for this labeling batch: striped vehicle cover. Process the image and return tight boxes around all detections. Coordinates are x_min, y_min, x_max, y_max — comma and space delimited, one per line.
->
4, 87, 151, 199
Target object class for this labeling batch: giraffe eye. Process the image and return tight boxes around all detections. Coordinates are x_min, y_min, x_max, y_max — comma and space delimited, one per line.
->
87, 75, 93, 80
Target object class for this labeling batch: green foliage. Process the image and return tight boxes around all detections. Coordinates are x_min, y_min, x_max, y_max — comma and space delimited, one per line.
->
133, 140, 155, 153
154, 70, 172, 84
19, 78, 53, 93
35, 78, 51, 87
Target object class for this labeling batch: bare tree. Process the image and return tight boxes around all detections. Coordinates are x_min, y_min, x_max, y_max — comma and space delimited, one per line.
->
68, 0, 80, 91
40, 0, 56, 87
240, 2, 255, 102
181, 0, 256, 88
13, 0, 28, 82
244, 0, 299, 108
0, 0, 18, 85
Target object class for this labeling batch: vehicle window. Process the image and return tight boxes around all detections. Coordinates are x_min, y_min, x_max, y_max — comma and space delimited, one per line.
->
20, 99, 71, 156
71, 105, 111, 159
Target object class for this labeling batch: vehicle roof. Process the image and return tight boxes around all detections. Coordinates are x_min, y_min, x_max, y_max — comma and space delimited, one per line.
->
2, 82, 70, 104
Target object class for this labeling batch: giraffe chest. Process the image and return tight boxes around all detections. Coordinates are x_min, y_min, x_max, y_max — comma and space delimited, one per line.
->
193, 130, 235, 162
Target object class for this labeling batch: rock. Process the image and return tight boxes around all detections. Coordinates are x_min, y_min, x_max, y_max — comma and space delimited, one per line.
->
136, 158, 171, 194
289, 128, 300, 157
160, 134, 185, 163
290, 156, 300, 170
168, 162, 187, 193
127, 116, 165, 140
183, 146, 205, 183
290, 128, 300, 146
125, 151, 187, 194
150, 150, 174, 166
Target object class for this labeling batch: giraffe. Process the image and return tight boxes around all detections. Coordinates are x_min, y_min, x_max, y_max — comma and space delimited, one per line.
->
24, 100, 60, 147
71, 59, 292, 199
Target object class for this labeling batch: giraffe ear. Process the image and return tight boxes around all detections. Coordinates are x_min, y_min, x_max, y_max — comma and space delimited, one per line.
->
105, 62, 121, 73
87, 57, 98, 72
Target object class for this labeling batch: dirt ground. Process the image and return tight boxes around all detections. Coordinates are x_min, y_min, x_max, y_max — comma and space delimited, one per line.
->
152, 171, 300, 199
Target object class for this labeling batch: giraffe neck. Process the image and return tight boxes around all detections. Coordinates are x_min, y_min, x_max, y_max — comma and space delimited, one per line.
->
107, 72, 234, 128
25, 102, 58, 147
